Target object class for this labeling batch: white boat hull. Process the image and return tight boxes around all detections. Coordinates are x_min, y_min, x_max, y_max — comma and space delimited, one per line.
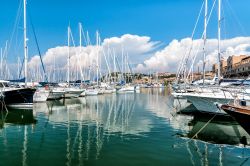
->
64, 88, 83, 98
85, 89, 99, 96
117, 86, 135, 93
46, 88, 65, 100
103, 88, 116, 94
186, 95, 229, 114
47, 91, 64, 100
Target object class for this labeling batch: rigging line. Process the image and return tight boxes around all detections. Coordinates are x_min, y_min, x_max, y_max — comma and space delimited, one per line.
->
190, 114, 217, 140
221, 2, 228, 42
86, 31, 92, 46
127, 54, 134, 74
14, 3, 23, 56
114, 50, 122, 73
27, 9, 48, 82
176, 0, 204, 79
224, 0, 247, 36
186, 0, 217, 79
80, 24, 88, 47
7, 0, 23, 55
184, 0, 217, 80
69, 28, 85, 81
174, 113, 217, 149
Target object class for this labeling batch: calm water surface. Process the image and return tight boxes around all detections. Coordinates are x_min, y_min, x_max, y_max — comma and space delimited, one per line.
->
1, 88, 250, 166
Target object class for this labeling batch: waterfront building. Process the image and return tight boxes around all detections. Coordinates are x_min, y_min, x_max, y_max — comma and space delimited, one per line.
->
213, 55, 250, 78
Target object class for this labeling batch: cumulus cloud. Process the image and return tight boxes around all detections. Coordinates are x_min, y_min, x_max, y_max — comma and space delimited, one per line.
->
27, 34, 159, 81
26, 35, 250, 82
102, 34, 159, 62
136, 36, 250, 73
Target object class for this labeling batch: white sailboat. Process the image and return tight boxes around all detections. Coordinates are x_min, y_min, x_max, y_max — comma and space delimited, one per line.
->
47, 87, 65, 100
173, 0, 237, 114
63, 26, 84, 98
85, 88, 99, 96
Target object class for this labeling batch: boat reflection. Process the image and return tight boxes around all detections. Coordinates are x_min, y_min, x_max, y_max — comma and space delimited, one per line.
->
186, 113, 250, 146
0, 109, 36, 166
0, 109, 37, 128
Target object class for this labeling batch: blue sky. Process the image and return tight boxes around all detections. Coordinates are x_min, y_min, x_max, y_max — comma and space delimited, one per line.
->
0, 0, 249, 63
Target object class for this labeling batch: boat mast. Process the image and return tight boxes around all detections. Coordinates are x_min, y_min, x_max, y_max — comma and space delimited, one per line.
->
23, 0, 28, 87
203, 0, 207, 85
96, 31, 99, 86
217, 0, 221, 82
79, 22, 82, 84
67, 26, 70, 87
76, 23, 85, 83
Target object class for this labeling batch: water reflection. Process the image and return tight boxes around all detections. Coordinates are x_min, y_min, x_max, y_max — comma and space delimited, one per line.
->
170, 112, 250, 166
0, 109, 36, 128
32, 93, 155, 164
1, 89, 250, 166
186, 113, 250, 146
0, 109, 36, 166
34, 94, 154, 135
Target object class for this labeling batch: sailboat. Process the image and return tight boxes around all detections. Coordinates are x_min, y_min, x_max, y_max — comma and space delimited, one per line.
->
172, 0, 249, 114
0, 0, 36, 109
85, 31, 103, 96
117, 53, 135, 93
63, 26, 84, 98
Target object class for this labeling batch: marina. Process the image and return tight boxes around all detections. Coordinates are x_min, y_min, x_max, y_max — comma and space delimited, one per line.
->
1, 88, 250, 166
1, 0, 250, 165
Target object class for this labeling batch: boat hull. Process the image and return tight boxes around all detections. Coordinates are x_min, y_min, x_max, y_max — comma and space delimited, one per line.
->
47, 90, 64, 100
64, 88, 83, 98
186, 95, 229, 114
2, 88, 36, 109
221, 104, 250, 135
85, 89, 99, 96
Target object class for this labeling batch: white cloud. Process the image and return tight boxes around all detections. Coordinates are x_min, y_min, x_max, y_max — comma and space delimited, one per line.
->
27, 34, 158, 81
26, 35, 250, 81
136, 36, 250, 73
102, 34, 159, 62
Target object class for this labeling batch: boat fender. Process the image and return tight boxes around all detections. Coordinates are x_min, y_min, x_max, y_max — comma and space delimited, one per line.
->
45, 85, 49, 90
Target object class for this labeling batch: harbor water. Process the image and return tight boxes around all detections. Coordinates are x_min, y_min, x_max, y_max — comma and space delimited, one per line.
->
0, 88, 250, 166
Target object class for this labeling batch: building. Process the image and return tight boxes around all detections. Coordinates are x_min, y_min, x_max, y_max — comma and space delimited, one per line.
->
225, 55, 247, 77
213, 55, 250, 77
233, 56, 250, 76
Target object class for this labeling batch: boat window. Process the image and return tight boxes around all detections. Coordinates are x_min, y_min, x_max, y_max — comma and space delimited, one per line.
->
3, 82, 9, 87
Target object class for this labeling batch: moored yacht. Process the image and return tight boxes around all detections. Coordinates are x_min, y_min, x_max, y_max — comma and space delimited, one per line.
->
117, 84, 135, 93
48, 88, 65, 100
173, 86, 250, 114
0, 80, 36, 109
85, 88, 99, 96
64, 87, 84, 98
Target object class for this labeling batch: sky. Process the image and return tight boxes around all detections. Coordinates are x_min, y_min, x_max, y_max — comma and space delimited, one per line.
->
1, 0, 250, 79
